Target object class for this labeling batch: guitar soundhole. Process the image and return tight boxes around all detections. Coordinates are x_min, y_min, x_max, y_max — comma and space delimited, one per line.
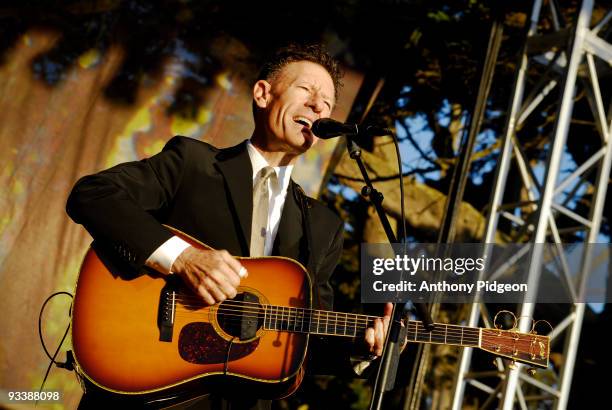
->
217, 292, 265, 341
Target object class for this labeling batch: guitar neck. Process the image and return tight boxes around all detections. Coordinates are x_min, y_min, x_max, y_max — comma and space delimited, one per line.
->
262, 305, 480, 348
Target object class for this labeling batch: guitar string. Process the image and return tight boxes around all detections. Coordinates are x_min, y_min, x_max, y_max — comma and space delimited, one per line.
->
170, 317, 546, 358
172, 316, 481, 345
172, 298, 504, 334
171, 308, 541, 344
171, 298, 546, 341
164, 288, 547, 355
173, 296, 385, 319
172, 296, 537, 340
172, 311, 539, 344
171, 312, 541, 347
166, 316, 543, 357
169, 313, 546, 358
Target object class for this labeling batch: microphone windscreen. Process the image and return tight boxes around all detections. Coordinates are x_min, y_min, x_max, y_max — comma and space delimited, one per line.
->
311, 118, 350, 139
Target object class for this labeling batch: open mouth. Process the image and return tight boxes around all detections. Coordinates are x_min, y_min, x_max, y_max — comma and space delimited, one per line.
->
294, 116, 313, 129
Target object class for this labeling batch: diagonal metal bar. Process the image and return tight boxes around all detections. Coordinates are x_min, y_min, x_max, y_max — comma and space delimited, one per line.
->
553, 147, 604, 196
585, 52, 610, 139
550, 202, 593, 227
548, 215, 579, 301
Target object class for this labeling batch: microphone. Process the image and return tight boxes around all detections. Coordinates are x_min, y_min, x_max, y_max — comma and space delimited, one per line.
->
311, 118, 390, 140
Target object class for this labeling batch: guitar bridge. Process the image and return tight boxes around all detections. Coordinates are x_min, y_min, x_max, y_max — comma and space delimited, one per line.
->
158, 279, 179, 342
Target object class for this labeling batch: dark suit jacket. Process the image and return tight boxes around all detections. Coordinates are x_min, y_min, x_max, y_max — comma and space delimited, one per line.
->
66, 136, 353, 378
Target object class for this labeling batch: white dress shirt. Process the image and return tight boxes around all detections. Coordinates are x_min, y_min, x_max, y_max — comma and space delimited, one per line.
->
145, 140, 293, 274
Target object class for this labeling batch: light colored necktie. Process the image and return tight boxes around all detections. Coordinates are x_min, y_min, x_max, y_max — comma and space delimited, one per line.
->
250, 166, 276, 257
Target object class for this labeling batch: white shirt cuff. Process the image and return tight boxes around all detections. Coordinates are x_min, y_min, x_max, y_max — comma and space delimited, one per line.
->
145, 236, 191, 275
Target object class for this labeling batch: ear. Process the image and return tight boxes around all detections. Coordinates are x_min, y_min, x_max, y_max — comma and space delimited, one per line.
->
253, 80, 272, 109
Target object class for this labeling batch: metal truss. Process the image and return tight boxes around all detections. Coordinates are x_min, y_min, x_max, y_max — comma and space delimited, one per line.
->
450, 1, 612, 409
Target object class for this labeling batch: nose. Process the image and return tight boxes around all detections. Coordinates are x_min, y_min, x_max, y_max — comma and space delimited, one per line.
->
307, 93, 326, 115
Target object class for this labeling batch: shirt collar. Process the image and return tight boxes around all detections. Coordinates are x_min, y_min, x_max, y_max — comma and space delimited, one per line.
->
246, 140, 293, 193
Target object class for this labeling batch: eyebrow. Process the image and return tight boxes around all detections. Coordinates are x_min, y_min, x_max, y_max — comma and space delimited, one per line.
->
297, 81, 335, 107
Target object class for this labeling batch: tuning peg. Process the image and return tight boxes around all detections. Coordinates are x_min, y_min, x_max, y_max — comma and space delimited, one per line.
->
508, 360, 517, 370
527, 367, 537, 376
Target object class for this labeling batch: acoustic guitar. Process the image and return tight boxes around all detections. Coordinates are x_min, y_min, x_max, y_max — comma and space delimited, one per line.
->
71, 227, 550, 401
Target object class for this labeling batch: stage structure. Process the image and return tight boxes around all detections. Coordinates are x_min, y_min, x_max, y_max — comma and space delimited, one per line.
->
450, 1, 612, 409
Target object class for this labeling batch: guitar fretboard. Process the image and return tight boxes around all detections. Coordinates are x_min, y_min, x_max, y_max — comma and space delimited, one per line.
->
261, 305, 480, 348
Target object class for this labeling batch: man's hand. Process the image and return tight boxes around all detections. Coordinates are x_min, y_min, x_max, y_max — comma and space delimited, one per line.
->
171, 247, 246, 305
364, 302, 407, 357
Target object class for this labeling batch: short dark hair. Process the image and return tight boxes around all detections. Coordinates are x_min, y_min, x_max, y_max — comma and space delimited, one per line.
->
256, 43, 343, 99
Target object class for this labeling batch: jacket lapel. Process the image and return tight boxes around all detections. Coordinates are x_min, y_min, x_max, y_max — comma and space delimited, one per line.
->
273, 181, 305, 263
214, 141, 253, 255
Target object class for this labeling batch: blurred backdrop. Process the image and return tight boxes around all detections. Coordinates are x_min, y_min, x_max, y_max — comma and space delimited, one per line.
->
0, 1, 610, 409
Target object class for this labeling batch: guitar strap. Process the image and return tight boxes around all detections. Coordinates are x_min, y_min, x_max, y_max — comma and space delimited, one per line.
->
294, 183, 321, 310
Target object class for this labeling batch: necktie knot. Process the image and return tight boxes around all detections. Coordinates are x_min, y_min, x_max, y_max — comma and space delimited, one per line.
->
258, 166, 276, 185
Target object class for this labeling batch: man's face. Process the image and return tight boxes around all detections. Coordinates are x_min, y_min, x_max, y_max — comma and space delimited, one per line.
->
253, 61, 335, 155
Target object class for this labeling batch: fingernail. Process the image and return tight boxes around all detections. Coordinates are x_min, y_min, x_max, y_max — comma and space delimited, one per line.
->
239, 266, 248, 278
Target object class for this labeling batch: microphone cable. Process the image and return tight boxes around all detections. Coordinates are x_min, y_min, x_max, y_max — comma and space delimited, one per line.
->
37, 291, 74, 405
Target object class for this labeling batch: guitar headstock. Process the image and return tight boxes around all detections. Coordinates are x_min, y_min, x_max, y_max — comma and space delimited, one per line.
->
479, 311, 550, 369
480, 328, 550, 368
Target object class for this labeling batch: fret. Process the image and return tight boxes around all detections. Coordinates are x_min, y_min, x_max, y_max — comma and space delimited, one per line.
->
275, 305, 280, 331
321, 312, 329, 333
275, 306, 280, 331
333, 312, 337, 335
260, 307, 483, 348
285, 307, 290, 331
267, 305, 272, 330
308, 310, 314, 333
286, 307, 290, 330
308, 310, 313, 333
263, 305, 268, 330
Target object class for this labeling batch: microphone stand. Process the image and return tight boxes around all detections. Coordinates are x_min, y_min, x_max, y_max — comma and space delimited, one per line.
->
343, 137, 433, 410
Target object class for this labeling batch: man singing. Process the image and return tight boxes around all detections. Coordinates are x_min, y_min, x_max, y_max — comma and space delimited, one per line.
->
68, 43, 392, 409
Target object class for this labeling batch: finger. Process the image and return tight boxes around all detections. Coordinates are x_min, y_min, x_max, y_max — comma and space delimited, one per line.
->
365, 327, 375, 351
220, 250, 247, 278
382, 313, 391, 335
217, 261, 242, 288
197, 285, 216, 306
207, 271, 236, 299
375, 319, 384, 355
210, 267, 240, 298
203, 276, 227, 302
384, 302, 393, 319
